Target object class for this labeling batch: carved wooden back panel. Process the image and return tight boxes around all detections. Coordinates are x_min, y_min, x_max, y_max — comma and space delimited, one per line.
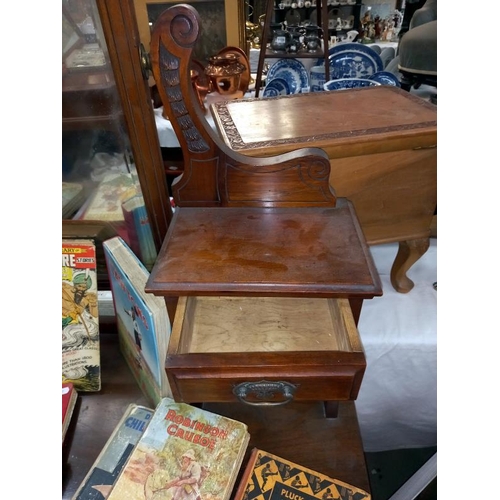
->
149, 4, 336, 208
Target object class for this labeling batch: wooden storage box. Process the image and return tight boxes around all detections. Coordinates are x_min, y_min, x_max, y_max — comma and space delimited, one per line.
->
166, 296, 366, 405
210, 86, 437, 293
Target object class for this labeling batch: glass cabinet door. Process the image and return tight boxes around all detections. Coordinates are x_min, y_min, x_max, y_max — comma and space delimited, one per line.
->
62, 0, 171, 288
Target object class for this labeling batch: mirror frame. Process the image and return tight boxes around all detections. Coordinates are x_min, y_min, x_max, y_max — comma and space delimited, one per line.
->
134, 0, 246, 52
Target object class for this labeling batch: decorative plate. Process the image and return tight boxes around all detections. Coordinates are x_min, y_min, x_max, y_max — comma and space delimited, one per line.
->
316, 43, 383, 79
263, 77, 291, 97
217, 46, 251, 94
369, 70, 401, 87
267, 58, 309, 94
262, 86, 280, 98
323, 78, 381, 91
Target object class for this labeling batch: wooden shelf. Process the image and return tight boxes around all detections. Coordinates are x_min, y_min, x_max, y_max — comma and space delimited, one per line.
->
255, 0, 332, 96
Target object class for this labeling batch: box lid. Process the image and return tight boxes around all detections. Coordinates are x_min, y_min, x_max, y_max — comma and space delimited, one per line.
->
211, 86, 437, 159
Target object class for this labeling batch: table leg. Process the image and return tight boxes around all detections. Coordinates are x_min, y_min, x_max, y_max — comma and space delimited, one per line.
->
390, 238, 430, 293
324, 400, 339, 419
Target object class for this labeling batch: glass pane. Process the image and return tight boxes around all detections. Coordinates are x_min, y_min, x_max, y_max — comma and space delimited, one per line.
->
146, 1, 227, 65
62, 0, 157, 287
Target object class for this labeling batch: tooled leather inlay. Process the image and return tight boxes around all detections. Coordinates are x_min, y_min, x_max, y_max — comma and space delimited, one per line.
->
158, 42, 209, 153
214, 89, 437, 151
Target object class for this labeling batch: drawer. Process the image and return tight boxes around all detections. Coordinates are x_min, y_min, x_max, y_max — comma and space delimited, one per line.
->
166, 296, 366, 405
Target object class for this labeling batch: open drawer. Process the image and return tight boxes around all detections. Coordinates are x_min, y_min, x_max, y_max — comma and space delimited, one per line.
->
166, 296, 366, 406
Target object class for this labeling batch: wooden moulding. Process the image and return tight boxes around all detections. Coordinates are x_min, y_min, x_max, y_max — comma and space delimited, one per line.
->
165, 296, 366, 404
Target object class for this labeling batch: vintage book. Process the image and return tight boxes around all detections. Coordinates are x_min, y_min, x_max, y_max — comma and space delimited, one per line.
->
80, 172, 138, 222
121, 194, 158, 271
234, 448, 371, 500
62, 382, 78, 444
107, 397, 250, 500
62, 181, 85, 218
72, 404, 154, 500
62, 239, 101, 392
103, 236, 171, 406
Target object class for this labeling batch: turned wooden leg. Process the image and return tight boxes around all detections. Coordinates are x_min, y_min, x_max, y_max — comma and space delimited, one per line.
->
390, 238, 430, 293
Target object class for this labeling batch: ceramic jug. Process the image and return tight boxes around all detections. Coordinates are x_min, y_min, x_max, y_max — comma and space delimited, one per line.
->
271, 29, 292, 53
304, 25, 322, 53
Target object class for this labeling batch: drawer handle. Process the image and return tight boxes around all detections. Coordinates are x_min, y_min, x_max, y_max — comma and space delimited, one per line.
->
233, 380, 297, 406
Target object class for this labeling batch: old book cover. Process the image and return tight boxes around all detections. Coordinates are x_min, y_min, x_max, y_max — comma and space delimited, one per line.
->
107, 397, 250, 500
121, 195, 158, 271
62, 382, 78, 444
62, 239, 101, 391
72, 404, 154, 500
103, 236, 171, 407
81, 172, 137, 222
234, 448, 371, 500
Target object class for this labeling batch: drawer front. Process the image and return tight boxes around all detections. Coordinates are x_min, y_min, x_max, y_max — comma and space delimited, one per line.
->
167, 364, 365, 406
167, 296, 366, 404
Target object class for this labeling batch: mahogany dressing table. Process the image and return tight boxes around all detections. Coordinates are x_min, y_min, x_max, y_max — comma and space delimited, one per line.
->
144, 5, 381, 416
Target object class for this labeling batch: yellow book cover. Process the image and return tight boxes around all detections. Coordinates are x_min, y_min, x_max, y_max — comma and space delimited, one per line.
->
234, 448, 371, 500
107, 398, 250, 500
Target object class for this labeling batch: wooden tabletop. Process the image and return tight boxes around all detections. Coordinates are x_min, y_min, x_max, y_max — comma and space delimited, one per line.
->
210, 86, 437, 159
62, 333, 371, 498
146, 199, 382, 298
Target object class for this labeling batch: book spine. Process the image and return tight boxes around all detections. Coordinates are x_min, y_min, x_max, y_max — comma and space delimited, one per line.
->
133, 203, 158, 270
233, 448, 259, 500
121, 203, 142, 258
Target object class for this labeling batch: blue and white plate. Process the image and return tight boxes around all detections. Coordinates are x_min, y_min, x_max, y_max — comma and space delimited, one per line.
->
267, 59, 309, 94
262, 86, 280, 98
263, 77, 291, 97
323, 78, 381, 91
369, 71, 401, 87
316, 43, 383, 80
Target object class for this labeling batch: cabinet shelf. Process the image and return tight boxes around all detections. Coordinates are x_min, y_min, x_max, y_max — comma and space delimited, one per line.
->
255, 0, 332, 96
263, 50, 326, 58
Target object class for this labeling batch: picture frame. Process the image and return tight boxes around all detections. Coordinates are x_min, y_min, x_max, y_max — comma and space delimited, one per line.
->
134, 0, 246, 64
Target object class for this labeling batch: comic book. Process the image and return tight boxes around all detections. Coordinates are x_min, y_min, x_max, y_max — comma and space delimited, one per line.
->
72, 404, 154, 500
234, 448, 371, 500
103, 236, 171, 407
62, 239, 101, 392
107, 398, 250, 500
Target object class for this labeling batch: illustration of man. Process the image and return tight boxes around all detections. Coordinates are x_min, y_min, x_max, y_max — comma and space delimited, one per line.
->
62, 272, 98, 327
158, 449, 202, 500
291, 475, 308, 489
321, 488, 340, 500
261, 463, 278, 488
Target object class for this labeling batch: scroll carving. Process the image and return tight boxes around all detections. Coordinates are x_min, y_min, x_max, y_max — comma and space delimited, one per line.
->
158, 43, 209, 153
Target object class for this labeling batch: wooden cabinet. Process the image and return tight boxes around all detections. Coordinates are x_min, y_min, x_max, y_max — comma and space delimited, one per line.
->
210, 86, 437, 293
62, 0, 173, 287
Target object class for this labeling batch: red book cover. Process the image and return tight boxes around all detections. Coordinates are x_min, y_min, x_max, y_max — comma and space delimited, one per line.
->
62, 239, 101, 392
62, 382, 78, 443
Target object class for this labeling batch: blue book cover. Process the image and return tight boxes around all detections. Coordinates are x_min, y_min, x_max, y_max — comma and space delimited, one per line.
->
122, 195, 157, 271
72, 404, 154, 500
103, 237, 171, 406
